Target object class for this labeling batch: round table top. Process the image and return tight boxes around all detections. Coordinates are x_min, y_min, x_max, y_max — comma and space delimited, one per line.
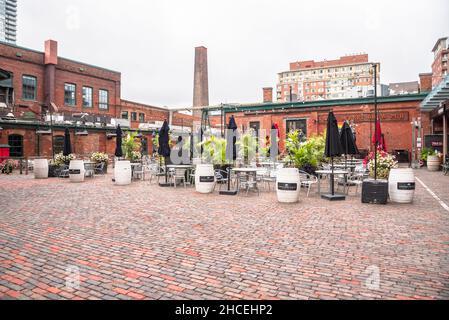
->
332, 164, 357, 168
232, 168, 259, 172
316, 170, 350, 175
166, 164, 195, 169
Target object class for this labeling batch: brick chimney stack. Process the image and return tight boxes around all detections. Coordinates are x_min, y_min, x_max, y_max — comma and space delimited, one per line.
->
263, 87, 273, 103
44, 40, 58, 108
419, 73, 433, 92
193, 46, 209, 108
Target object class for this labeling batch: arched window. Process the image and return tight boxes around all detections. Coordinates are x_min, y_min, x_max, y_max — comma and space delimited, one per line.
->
8, 134, 24, 157
53, 136, 65, 155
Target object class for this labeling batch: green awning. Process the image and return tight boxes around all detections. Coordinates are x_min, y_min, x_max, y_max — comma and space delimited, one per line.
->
421, 74, 449, 111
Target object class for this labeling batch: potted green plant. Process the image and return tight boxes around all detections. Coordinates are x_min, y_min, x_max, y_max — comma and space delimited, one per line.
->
200, 135, 231, 174
236, 130, 258, 166
122, 132, 142, 162
91, 152, 109, 173
285, 131, 326, 175
420, 147, 432, 166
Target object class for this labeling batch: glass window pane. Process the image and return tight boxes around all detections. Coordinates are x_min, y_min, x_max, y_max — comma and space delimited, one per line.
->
99, 89, 109, 109
82, 87, 93, 108
8, 134, 24, 157
64, 83, 76, 106
22, 75, 37, 100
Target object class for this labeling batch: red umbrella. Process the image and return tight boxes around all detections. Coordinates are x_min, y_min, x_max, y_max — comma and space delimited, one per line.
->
381, 134, 387, 152
372, 117, 386, 151
274, 123, 280, 138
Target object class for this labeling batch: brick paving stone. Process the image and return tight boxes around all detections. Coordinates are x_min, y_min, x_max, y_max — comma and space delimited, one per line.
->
0, 171, 448, 300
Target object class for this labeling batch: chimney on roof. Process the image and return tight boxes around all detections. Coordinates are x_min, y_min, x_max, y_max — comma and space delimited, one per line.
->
44, 40, 58, 108
44, 40, 58, 65
419, 73, 433, 92
263, 87, 273, 103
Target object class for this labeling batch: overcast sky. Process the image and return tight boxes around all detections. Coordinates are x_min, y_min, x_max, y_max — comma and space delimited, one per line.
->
18, 0, 449, 108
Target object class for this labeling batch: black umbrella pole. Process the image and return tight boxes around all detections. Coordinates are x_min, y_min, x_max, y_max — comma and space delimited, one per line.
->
331, 157, 335, 195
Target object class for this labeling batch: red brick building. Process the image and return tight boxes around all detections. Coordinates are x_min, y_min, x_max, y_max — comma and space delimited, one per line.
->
0, 40, 192, 159
213, 94, 428, 159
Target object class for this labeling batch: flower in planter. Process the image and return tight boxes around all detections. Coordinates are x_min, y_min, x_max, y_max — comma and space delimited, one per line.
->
1, 159, 19, 174
91, 152, 109, 163
51, 153, 76, 166
364, 148, 398, 179
131, 151, 142, 162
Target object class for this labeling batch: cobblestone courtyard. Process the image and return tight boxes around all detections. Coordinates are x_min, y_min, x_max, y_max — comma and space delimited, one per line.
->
0, 170, 448, 300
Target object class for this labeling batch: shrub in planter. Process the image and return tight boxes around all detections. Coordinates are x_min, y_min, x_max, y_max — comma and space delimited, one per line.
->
285, 132, 326, 175
236, 130, 258, 165
122, 132, 142, 162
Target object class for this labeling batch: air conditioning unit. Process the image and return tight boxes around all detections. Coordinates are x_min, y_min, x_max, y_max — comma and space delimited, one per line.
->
75, 130, 89, 136
106, 132, 117, 139
36, 129, 52, 135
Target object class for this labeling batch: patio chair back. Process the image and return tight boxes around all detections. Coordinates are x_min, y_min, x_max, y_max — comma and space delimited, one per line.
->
174, 168, 186, 177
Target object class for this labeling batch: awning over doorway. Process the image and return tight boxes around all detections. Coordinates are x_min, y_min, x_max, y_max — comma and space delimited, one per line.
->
0, 69, 13, 88
421, 75, 449, 111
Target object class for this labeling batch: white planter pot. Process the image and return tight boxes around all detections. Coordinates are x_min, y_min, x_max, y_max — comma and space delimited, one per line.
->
388, 168, 415, 204
115, 161, 131, 186
34, 159, 49, 179
427, 156, 441, 171
69, 160, 86, 183
195, 164, 215, 194
276, 168, 301, 203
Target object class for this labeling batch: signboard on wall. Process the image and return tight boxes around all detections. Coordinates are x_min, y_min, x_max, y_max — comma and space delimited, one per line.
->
318, 111, 410, 124
424, 134, 449, 152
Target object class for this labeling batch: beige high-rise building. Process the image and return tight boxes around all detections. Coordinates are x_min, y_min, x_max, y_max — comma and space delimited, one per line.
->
277, 54, 381, 102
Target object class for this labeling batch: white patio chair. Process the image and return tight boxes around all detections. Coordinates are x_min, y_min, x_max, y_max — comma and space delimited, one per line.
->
171, 168, 187, 188
299, 171, 318, 197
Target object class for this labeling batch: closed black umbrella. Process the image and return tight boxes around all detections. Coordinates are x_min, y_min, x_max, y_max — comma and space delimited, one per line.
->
221, 116, 239, 196
158, 120, 171, 186
340, 121, 359, 169
158, 120, 171, 158
115, 125, 123, 158
322, 112, 345, 201
63, 128, 72, 156
226, 115, 238, 162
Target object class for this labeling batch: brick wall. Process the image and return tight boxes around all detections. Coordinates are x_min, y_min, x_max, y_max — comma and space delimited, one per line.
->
120, 100, 169, 129
207, 99, 426, 155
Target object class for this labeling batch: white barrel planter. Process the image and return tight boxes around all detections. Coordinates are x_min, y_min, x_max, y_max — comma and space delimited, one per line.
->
34, 159, 49, 179
114, 161, 132, 186
388, 168, 415, 204
69, 160, 86, 183
427, 155, 441, 171
195, 164, 215, 194
276, 168, 301, 203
